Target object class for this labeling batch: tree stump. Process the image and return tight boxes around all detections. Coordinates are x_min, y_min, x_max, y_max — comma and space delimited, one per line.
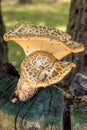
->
0, 70, 64, 130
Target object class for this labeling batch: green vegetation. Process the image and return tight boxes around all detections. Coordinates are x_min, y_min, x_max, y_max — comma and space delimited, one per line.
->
2, 0, 70, 71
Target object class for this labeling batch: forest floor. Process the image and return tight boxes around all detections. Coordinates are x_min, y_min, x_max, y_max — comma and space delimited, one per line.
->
2, 0, 70, 71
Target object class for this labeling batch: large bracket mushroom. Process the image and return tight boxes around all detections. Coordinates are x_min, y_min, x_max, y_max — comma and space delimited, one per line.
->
4, 23, 84, 102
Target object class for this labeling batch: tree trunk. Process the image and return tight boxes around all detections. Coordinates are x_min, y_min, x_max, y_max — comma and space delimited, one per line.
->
18, 0, 32, 4
67, 0, 87, 73
67, 1, 87, 129
0, 0, 8, 64
64, 0, 87, 87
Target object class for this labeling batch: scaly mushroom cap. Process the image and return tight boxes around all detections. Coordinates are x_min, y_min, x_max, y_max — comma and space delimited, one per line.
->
21, 51, 76, 87
4, 23, 84, 60
11, 51, 76, 102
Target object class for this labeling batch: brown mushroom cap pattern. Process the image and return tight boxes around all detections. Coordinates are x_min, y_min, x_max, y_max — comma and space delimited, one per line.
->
21, 51, 76, 87
3, 23, 85, 102
4, 23, 71, 42
4, 23, 84, 60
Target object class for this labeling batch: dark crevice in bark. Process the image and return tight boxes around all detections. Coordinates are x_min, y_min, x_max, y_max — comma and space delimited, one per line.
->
63, 100, 71, 130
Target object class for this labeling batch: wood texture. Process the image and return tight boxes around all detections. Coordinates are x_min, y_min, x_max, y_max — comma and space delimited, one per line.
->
67, 0, 87, 73
65, 0, 87, 129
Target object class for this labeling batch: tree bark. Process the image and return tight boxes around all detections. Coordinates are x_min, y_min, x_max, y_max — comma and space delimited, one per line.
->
66, 1, 87, 129
64, 0, 87, 87
67, 0, 87, 73
0, 0, 8, 64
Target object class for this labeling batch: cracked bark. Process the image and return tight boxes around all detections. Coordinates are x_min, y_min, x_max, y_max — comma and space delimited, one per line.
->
62, 1, 87, 130
63, 0, 87, 87
67, 0, 87, 75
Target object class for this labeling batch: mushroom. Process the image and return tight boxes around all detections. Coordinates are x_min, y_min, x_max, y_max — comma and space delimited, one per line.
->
3, 23, 84, 102
4, 23, 84, 60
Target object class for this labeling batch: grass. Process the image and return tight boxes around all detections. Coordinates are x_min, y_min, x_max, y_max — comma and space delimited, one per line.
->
2, 0, 70, 71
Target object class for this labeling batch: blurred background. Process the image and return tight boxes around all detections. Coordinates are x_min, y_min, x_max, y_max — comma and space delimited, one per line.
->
1, 0, 70, 70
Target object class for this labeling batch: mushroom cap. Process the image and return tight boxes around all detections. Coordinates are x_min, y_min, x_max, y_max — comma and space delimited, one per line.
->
21, 51, 76, 87
11, 51, 76, 102
3, 23, 84, 60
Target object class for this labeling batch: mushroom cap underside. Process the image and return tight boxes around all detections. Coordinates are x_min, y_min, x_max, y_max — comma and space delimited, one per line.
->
3, 23, 84, 60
